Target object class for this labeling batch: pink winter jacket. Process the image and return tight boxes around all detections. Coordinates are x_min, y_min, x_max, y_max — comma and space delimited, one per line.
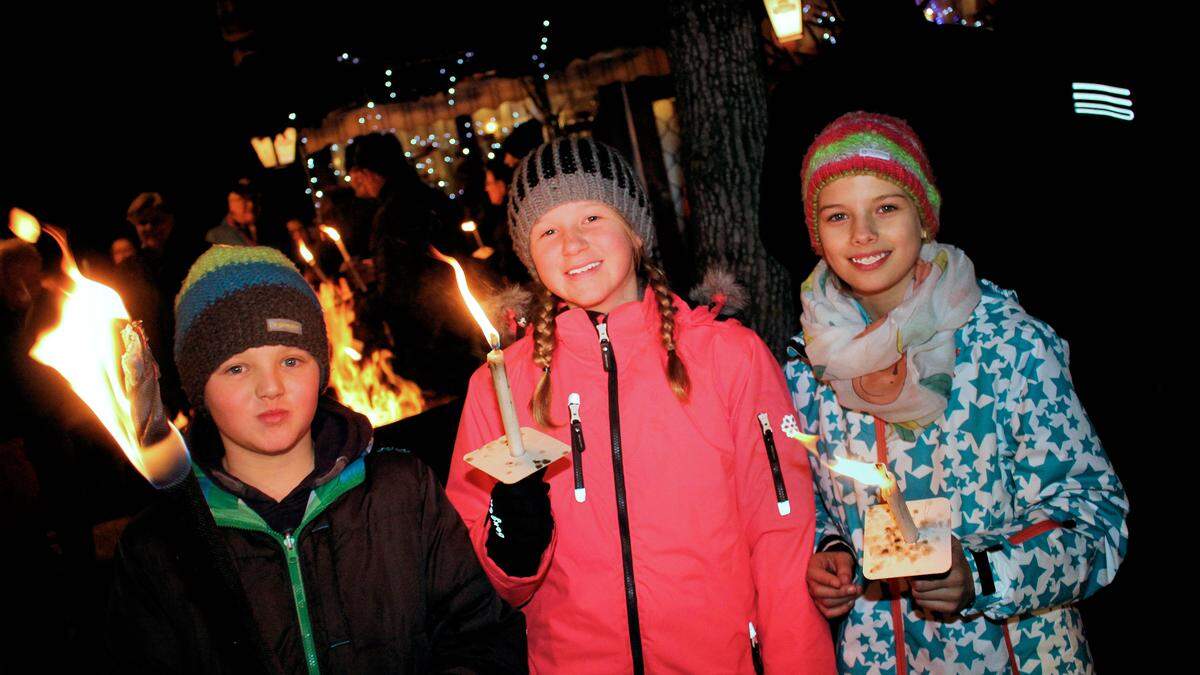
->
446, 289, 834, 674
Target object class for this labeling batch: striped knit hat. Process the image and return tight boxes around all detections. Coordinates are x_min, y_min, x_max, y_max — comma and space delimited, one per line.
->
801, 112, 941, 255
508, 136, 655, 279
173, 245, 329, 408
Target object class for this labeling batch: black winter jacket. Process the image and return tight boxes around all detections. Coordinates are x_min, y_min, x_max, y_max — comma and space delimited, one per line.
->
106, 399, 526, 674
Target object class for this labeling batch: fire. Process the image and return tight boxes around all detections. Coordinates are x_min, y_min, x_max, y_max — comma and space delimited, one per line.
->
318, 279, 423, 427
28, 220, 187, 487
297, 240, 316, 263
9, 207, 41, 243
825, 455, 890, 487
430, 247, 500, 348
318, 225, 342, 242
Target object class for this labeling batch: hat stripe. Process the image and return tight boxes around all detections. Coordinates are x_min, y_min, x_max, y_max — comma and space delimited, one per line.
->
176, 244, 303, 307
558, 138, 578, 174
578, 138, 596, 173
805, 132, 932, 200
175, 263, 317, 340
539, 143, 556, 180
526, 150, 541, 189
595, 141, 614, 180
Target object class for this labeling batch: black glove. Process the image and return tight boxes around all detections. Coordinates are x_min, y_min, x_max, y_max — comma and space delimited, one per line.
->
485, 468, 552, 577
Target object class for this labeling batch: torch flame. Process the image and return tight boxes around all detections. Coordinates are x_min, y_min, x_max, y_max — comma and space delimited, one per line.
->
298, 240, 316, 264
9, 207, 41, 243
319, 225, 342, 242
825, 455, 890, 487
430, 247, 500, 349
28, 221, 187, 486
460, 220, 478, 233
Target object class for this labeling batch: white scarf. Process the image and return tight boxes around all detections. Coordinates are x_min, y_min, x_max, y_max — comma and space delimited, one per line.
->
799, 243, 980, 429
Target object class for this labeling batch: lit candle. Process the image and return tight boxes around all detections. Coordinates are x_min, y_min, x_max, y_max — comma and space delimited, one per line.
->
876, 463, 919, 543
432, 248, 524, 457
319, 225, 368, 291
486, 338, 526, 457
297, 240, 331, 284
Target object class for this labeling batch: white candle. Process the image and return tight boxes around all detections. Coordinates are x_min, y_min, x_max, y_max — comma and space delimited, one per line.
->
877, 463, 919, 543
487, 348, 525, 457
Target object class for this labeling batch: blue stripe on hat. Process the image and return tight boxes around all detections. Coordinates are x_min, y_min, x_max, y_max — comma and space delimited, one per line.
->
175, 261, 318, 340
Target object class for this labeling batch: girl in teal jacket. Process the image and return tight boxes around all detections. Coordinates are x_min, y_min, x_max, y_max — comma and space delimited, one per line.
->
785, 112, 1127, 673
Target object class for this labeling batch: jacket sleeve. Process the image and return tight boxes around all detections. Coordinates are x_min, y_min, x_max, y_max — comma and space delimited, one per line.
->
960, 324, 1128, 620
419, 460, 529, 674
729, 334, 835, 674
444, 367, 557, 608
784, 351, 852, 553
105, 531, 185, 673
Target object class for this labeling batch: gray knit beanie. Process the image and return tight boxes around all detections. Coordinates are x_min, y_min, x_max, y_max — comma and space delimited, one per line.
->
507, 136, 655, 279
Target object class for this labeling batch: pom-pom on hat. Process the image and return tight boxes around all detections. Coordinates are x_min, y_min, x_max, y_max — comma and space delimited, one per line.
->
173, 245, 329, 408
801, 112, 941, 255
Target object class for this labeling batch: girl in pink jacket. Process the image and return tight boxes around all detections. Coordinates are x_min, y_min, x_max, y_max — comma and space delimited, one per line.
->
446, 136, 834, 674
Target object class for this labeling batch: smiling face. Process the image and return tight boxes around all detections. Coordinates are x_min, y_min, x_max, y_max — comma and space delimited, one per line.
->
816, 174, 925, 319
203, 344, 320, 459
529, 200, 642, 313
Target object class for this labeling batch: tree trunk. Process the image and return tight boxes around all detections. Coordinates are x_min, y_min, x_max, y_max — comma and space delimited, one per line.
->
665, 0, 795, 359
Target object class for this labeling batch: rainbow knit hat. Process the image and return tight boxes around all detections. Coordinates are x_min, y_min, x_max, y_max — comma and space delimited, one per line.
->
801, 112, 941, 255
173, 245, 329, 408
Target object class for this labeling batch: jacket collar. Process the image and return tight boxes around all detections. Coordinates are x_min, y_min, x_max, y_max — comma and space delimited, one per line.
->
553, 287, 693, 368
190, 395, 374, 501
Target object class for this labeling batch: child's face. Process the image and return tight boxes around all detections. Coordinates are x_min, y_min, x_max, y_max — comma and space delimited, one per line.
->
204, 344, 321, 458
816, 174, 924, 317
530, 200, 641, 313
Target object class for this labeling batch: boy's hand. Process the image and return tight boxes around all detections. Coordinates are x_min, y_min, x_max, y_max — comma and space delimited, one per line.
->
910, 537, 975, 614
807, 550, 861, 618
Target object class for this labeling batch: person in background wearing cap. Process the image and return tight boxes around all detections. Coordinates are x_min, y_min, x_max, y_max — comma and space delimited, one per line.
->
446, 136, 834, 673
117, 191, 204, 415
784, 112, 1127, 673
206, 179, 259, 246
499, 119, 544, 168
106, 245, 528, 673
346, 132, 478, 397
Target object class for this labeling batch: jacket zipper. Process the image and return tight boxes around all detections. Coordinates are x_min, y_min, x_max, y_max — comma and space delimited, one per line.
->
597, 321, 645, 674
217, 522, 322, 675
756, 413, 792, 516
283, 530, 320, 675
568, 392, 586, 503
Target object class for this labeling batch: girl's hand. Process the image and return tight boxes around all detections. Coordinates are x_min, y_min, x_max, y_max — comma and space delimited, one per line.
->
911, 537, 976, 614
807, 550, 861, 618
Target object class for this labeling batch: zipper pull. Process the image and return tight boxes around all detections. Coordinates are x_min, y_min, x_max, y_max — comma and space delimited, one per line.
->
596, 322, 614, 372
756, 413, 792, 517
283, 531, 296, 551
749, 622, 763, 674
568, 393, 586, 503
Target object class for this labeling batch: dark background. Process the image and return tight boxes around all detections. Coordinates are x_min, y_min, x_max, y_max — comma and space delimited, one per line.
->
2, 0, 1160, 669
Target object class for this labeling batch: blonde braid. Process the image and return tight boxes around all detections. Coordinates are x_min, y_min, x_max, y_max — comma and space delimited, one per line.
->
643, 261, 690, 401
530, 283, 560, 428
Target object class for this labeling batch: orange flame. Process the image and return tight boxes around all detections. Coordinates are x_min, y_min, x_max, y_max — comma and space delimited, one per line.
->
318, 279, 423, 427
297, 240, 316, 264
430, 247, 500, 349
9, 208, 41, 243
318, 225, 342, 242
825, 455, 890, 487
28, 219, 187, 487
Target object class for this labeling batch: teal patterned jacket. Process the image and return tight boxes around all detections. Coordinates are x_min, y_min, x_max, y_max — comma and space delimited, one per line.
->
784, 280, 1127, 674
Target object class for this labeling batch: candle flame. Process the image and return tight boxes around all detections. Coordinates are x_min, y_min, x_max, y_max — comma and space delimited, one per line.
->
28, 221, 187, 486
461, 220, 478, 233
431, 247, 500, 349
825, 455, 890, 487
9, 208, 41, 243
319, 224, 343, 243
298, 240, 316, 264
